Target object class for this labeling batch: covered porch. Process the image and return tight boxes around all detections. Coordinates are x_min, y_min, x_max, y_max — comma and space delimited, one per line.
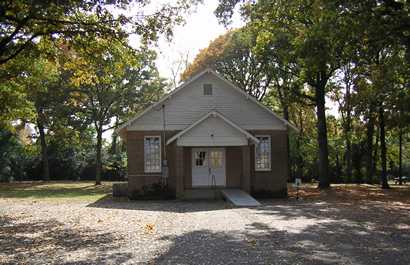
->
166, 111, 259, 198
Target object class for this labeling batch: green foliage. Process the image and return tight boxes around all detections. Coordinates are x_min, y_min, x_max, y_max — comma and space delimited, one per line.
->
0, 126, 30, 182
214, 0, 410, 187
0, 1, 409, 187
59, 35, 166, 183
0, 0, 197, 64
182, 28, 274, 100
0, 1, 192, 183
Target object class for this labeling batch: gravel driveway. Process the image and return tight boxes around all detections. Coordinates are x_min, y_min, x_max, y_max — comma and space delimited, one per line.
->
1, 196, 409, 265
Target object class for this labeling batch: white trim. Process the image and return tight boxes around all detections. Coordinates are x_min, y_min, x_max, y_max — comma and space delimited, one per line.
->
144, 135, 162, 173
117, 68, 298, 134
166, 111, 260, 146
254, 135, 272, 171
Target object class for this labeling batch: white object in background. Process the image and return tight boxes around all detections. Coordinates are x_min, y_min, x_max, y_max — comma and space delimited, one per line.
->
295, 178, 302, 186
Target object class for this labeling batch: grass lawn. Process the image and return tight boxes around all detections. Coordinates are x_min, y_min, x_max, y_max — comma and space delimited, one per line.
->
0, 181, 114, 202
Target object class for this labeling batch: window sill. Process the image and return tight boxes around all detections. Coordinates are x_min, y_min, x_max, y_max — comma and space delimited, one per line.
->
255, 169, 272, 172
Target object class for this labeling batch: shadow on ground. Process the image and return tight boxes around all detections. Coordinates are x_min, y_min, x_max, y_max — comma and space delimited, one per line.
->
0, 181, 111, 200
87, 194, 234, 213
0, 215, 131, 265
151, 200, 410, 265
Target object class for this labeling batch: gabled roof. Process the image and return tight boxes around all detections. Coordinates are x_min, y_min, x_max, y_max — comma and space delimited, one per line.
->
166, 111, 260, 145
117, 68, 298, 133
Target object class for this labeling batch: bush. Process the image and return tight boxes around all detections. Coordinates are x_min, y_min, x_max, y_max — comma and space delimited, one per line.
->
129, 182, 175, 200
0, 126, 34, 182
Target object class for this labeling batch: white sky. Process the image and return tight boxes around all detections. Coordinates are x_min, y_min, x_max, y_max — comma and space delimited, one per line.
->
130, 0, 244, 83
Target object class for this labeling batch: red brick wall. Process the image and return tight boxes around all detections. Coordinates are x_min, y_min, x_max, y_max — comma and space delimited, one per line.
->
226, 146, 242, 188
126, 131, 179, 195
250, 130, 289, 197
125, 129, 288, 198
183, 147, 192, 189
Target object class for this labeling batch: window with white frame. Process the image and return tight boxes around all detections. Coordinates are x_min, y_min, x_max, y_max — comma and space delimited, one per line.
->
255, 135, 271, 171
144, 136, 161, 173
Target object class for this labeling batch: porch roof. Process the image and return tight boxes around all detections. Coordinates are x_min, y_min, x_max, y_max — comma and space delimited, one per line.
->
166, 111, 260, 146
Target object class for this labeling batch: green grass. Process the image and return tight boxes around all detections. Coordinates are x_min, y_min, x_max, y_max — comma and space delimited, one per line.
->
0, 181, 114, 202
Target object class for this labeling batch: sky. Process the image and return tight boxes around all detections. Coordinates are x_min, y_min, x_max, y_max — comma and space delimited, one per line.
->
130, 0, 244, 83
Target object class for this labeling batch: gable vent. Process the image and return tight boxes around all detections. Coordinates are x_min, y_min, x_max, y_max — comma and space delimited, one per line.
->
203, 84, 213, 95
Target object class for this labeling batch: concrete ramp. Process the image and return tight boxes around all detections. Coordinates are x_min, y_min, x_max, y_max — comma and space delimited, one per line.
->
221, 189, 261, 207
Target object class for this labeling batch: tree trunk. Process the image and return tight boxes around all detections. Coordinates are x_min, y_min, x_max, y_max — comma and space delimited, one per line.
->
110, 118, 119, 155
296, 109, 304, 180
96, 128, 103, 185
345, 136, 353, 181
398, 126, 403, 185
344, 66, 353, 181
372, 124, 380, 180
283, 104, 291, 181
379, 105, 389, 189
315, 83, 330, 189
345, 106, 353, 179
365, 112, 374, 183
335, 152, 341, 183
111, 131, 118, 155
36, 109, 50, 181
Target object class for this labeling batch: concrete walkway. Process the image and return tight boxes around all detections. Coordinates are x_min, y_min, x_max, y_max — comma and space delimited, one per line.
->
221, 189, 261, 207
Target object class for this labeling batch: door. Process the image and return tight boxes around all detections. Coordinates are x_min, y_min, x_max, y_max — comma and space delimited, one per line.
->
192, 148, 226, 187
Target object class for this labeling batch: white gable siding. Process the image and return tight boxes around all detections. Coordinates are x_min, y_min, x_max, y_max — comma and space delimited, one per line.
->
128, 72, 286, 131
177, 116, 248, 146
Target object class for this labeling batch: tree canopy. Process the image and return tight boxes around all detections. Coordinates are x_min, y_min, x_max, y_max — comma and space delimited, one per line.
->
211, 0, 410, 188
0, 0, 409, 189
0, 0, 194, 184
0, 0, 197, 64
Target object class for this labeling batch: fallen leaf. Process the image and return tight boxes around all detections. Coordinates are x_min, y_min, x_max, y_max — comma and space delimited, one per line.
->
145, 223, 155, 233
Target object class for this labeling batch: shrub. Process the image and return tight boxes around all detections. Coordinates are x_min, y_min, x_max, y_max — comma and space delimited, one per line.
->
129, 182, 175, 200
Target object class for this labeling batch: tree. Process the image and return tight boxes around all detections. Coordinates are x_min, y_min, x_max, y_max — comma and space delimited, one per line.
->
216, 0, 359, 188
0, 0, 197, 64
391, 88, 410, 185
0, 39, 61, 180
63, 36, 165, 185
169, 50, 190, 88
214, 0, 410, 189
182, 29, 275, 101
330, 64, 356, 181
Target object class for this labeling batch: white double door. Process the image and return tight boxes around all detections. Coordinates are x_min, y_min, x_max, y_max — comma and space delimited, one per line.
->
192, 148, 226, 187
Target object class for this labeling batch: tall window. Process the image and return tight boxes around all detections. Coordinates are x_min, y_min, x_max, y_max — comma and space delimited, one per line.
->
144, 136, 161, 173
255, 135, 271, 171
